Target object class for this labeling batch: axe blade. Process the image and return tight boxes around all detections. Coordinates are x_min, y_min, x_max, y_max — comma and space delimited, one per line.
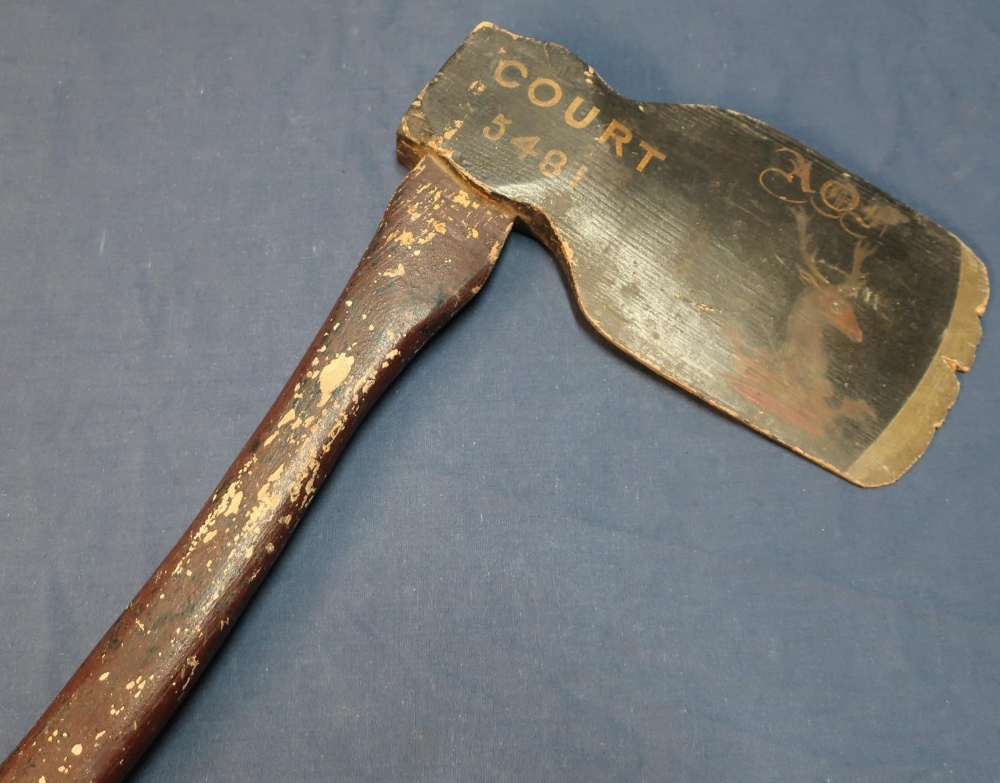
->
399, 22, 989, 486
1, 20, 991, 783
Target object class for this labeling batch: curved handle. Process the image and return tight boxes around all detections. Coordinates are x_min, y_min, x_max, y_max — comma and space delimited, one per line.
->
0, 154, 513, 783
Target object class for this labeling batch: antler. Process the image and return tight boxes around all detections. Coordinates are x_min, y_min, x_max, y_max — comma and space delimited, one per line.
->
792, 205, 877, 296
842, 239, 876, 295
792, 205, 828, 287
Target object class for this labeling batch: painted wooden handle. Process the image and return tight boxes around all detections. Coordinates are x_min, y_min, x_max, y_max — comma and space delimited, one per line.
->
0, 155, 513, 783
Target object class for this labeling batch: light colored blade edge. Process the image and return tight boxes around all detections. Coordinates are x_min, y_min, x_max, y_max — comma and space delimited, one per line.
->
848, 242, 989, 486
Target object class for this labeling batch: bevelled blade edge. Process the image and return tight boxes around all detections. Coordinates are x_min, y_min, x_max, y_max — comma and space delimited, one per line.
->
847, 242, 989, 487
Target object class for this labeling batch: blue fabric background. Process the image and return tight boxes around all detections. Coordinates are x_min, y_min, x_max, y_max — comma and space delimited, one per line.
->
1, 2, 997, 781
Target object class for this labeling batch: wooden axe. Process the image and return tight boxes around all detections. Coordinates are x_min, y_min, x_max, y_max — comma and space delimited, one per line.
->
0, 22, 988, 783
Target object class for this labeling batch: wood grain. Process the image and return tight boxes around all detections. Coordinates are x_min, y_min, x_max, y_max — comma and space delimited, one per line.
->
399, 22, 988, 485
0, 155, 513, 783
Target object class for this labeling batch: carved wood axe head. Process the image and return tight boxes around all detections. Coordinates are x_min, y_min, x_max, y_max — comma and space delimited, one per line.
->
399, 22, 988, 486
1, 22, 988, 783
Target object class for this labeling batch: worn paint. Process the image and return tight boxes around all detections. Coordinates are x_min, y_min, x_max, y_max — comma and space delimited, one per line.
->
0, 155, 513, 783
318, 354, 354, 406
398, 21, 988, 485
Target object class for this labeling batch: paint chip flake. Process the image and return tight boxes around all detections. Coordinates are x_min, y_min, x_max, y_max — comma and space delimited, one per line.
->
319, 353, 355, 406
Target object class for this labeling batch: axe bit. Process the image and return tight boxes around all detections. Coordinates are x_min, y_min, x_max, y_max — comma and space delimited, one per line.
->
0, 22, 988, 783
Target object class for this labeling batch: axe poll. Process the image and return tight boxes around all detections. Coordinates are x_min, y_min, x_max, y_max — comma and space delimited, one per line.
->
0, 22, 988, 783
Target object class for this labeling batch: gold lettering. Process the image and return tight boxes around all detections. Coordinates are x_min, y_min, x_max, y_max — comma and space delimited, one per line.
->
636, 140, 666, 172
598, 119, 632, 157
759, 148, 815, 203
527, 78, 563, 108
563, 95, 601, 129
494, 60, 528, 88
483, 113, 512, 141
818, 179, 861, 215
539, 149, 568, 178
510, 136, 541, 160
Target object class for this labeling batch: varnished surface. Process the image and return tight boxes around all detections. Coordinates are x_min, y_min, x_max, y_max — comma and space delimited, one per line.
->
1, 4, 998, 783
0, 156, 512, 783
399, 23, 988, 484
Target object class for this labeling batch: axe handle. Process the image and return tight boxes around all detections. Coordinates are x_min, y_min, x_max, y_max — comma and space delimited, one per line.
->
0, 155, 513, 783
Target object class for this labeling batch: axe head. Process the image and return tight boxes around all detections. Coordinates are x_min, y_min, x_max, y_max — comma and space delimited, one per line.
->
398, 22, 988, 487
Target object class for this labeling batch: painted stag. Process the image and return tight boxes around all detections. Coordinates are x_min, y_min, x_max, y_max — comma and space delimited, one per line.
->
727, 206, 878, 436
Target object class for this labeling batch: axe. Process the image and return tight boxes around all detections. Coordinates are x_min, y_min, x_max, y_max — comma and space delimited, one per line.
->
0, 22, 988, 783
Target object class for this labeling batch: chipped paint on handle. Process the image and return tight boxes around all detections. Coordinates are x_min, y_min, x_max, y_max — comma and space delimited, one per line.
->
0, 155, 513, 783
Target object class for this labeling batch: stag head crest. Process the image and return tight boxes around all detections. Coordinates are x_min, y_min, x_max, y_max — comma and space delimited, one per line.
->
792, 205, 876, 297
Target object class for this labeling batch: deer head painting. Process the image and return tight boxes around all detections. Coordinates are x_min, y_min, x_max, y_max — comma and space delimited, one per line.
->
726, 205, 879, 440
